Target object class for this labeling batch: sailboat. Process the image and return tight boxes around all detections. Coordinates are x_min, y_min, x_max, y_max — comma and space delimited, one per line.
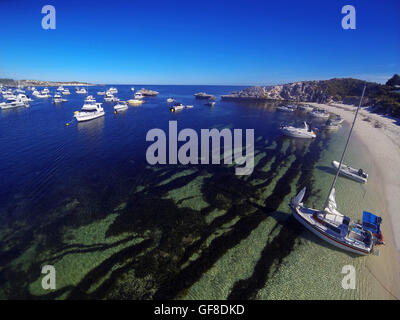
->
290, 84, 383, 255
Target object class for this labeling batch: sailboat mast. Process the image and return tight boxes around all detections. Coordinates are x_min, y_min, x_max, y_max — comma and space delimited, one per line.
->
322, 83, 366, 213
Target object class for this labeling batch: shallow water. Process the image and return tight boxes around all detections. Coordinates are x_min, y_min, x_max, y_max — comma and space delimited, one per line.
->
0, 86, 383, 299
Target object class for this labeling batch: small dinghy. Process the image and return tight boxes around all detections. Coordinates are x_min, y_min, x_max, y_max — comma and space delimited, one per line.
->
331, 160, 368, 183
277, 105, 294, 112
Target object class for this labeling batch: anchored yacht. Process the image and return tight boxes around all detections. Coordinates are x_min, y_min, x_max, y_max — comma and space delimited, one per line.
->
76, 87, 87, 94
0, 98, 29, 109
114, 101, 128, 112
74, 101, 104, 122
280, 121, 316, 138
104, 93, 119, 102
53, 93, 67, 103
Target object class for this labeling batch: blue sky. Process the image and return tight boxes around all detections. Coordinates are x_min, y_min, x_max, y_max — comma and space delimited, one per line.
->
0, 0, 399, 85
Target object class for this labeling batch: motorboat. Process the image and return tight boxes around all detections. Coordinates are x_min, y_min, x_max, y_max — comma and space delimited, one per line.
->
131, 87, 135, 92
85, 95, 96, 103
107, 87, 118, 94
97, 91, 106, 95
325, 119, 341, 131
74, 101, 105, 122
138, 88, 159, 96
277, 105, 295, 112
128, 99, 144, 105
170, 103, 185, 112
330, 115, 344, 125
205, 101, 215, 107
167, 97, 175, 103
76, 87, 87, 94
290, 84, 383, 255
331, 160, 368, 183
57, 86, 64, 91
0, 98, 29, 109
134, 92, 144, 100
2, 93, 16, 100
42, 87, 50, 94
311, 109, 329, 119
16, 93, 32, 102
104, 93, 119, 102
33, 90, 51, 98
62, 89, 71, 95
114, 101, 128, 112
186, 105, 194, 109
53, 93, 67, 103
194, 92, 215, 99
280, 121, 316, 138
287, 104, 298, 110
298, 104, 314, 112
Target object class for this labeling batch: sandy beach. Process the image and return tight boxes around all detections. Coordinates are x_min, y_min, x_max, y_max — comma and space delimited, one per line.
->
310, 102, 400, 299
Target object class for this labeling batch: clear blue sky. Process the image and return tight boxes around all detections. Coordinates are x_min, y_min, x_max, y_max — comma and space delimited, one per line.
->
0, 0, 399, 85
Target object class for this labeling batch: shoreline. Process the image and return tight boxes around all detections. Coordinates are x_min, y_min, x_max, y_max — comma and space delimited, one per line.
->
309, 102, 400, 299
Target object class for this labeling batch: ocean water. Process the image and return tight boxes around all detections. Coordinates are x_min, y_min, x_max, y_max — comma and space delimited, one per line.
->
0, 85, 382, 299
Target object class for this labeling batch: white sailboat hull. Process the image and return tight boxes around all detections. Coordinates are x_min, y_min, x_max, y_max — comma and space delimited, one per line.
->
292, 207, 370, 255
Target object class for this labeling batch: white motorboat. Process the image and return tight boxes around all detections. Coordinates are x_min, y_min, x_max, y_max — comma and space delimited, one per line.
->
2, 93, 16, 100
57, 86, 64, 91
104, 93, 119, 102
107, 87, 118, 94
311, 109, 329, 119
290, 84, 382, 255
194, 92, 215, 99
74, 101, 105, 122
62, 89, 71, 95
325, 119, 341, 131
53, 93, 67, 103
76, 87, 87, 94
0, 98, 29, 109
42, 87, 50, 94
186, 105, 194, 109
167, 97, 175, 103
114, 101, 128, 112
134, 92, 144, 100
170, 102, 185, 112
33, 90, 51, 98
16, 94, 32, 102
277, 105, 295, 112
331, 160, 368, 183
298, 104, 314, 112
97, 91, 106, 95
280, 121, 316, 139
131, 87, 135, 92
85, 95, 96, 103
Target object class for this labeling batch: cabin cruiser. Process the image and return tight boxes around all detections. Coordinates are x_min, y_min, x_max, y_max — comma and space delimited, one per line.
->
114, 101, 128, 112
311, 109, 329, 119
57, 86, 64, 91
186, 105, 194, 109
280, 121, 316, 138
62, 89, 71, 95
170, 102, 185, 112
194, 92, 215, 99
2, 90, 16, 100
107, 87, 118, 94
33, 90, 51, 98
0, 98, 29, 109
138, 88, 159, 96
85, 95, 96, 103
76, 87, 87, 94
97, 91, 106, 95
42, 87, 50, 94
74, 101, 104, 122
16, 94, 32, 102
167, 97, 175, 103
53, 93, 67, 103
104, 93, 119, 102
331, 161, 368, 183
277, 105, 295, 112
134, 92, 144, 100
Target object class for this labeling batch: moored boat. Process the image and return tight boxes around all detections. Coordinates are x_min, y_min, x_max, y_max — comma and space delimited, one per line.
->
280, 121, 316, 138
74, 101, 104, 122
331, 160, 368, 183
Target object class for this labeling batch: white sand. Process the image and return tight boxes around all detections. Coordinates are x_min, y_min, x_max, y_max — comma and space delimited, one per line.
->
310, 102, 400, 299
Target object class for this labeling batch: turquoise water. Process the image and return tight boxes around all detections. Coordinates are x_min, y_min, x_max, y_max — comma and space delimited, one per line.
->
0, 86, 379, 299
